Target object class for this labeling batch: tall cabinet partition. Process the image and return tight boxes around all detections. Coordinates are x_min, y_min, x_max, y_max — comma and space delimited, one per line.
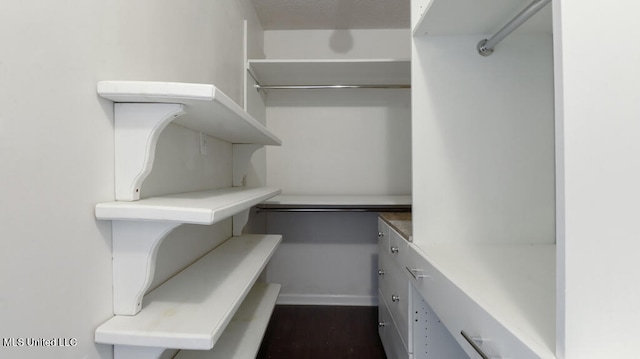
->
411, 0, 556, 358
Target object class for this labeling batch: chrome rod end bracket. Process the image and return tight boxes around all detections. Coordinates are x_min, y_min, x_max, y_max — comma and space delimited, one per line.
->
477, 39, 494, 57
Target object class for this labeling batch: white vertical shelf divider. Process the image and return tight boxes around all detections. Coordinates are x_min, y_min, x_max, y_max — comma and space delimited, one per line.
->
96, 81, 283, 359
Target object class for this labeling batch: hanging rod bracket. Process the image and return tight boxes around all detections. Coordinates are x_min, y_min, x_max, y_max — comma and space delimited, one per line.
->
476, 0, 551, 57
477, 39, 494, 57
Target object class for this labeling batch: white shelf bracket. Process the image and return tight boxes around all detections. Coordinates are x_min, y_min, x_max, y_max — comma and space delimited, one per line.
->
112, 221, 181, 315
115, 103, 186, 201
232, 144, 263, 186
232, 209, 251, 236
114, 345, 165, 359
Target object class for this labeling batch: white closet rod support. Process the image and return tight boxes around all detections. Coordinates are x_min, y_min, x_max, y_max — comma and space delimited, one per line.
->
477, 0, 551, 56
254, 84, 410, 90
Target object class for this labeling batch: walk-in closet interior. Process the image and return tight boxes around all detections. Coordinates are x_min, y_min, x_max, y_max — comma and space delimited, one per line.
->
3, 0, 640, 358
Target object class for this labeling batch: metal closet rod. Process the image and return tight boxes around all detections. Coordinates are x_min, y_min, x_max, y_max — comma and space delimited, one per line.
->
477, 0, 551, 56
254, 84, 410, 90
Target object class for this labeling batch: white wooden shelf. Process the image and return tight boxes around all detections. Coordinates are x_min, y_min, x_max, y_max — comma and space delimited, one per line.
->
247, 59, 411, 87
96, 187, 281, 224
412, 0, 552, 36
98, 81, 281, 145
95, 187, 280, 316
95, 234, 282, 355
416, 243, 556, 358
97, 81, 282, 201
174, 282, 280, 359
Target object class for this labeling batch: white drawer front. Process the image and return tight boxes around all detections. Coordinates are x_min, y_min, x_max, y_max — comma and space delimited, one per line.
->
388, 226, 403, 257
378, 218, 390, 254
407, 244, 543, 359
378, 249, 410, 350
379, 291, 410, 359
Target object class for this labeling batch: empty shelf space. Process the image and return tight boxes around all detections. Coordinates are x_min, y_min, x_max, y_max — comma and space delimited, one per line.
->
98, 81, 281, 145
247, 59, 410, 87
412, 0, 552, 36
95, 234, 282, 350
174, 282, 281, 359
96, 187, 281, 224
417, 243, 556, 357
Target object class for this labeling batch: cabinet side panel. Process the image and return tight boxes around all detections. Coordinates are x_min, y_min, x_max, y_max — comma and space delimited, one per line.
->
412, 34, 555, 245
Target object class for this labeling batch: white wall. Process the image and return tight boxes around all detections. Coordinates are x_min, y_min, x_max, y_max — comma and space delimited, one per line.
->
263, 29, 412, 195
264, 29, 411, 59
266, 89, 411, 195
264, 212, 380, 305
411, 34, 555, 245
0, 1, 263, 358
554, 1, 640, 357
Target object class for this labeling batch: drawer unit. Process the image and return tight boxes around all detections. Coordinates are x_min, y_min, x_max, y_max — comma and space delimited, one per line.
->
407, 244, 544, 359
379, 290, 410, 359
378, 249, 410, 347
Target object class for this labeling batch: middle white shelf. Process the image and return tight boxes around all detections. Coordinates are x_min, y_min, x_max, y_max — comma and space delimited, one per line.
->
96, 187, 281, 224
97, 187, 281, 316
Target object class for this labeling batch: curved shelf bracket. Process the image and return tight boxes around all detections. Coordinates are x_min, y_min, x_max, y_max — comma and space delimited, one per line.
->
112, 221, 181, 315
232, 209, 251, 236
114, 345, 165, 359
115, 103, 186, 201
232, 144, 264, 186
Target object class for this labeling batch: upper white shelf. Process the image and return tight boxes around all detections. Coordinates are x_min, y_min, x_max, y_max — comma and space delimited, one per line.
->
417, 243, 556, 358
412, 0, 552, 36
95, 234, 282, 350
98, 81, 281, 145
247, 59, 411, 86
96, 187, 281, 224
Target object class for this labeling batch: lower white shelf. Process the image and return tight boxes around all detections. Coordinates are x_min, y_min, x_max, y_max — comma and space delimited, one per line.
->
95, 234, 282, 350
414, 243, 556, 358
174, 282, 280, 359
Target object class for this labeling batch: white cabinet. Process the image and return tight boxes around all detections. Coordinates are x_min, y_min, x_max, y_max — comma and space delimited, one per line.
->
408, 243, 555, 358
94, 81, 283, 359
410, 0, 558, 357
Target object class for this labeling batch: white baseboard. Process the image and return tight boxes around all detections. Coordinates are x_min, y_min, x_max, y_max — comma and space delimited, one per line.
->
276, 293, 378, 306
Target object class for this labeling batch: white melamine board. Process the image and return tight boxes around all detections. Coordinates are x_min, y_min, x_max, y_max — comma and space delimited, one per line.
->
262, 194, 411, 206
174, 283, 280, 359
248, 59, 410, 86
417, 243, 556, 357
411, 35, 555, 245
95, 187, 281, 224
95, 234, 282, 350
413, 0, 552, 36
97, 81, 281, 146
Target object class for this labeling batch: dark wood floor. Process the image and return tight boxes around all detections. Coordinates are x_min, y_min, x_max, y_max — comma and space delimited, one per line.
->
257, 305, 387, 359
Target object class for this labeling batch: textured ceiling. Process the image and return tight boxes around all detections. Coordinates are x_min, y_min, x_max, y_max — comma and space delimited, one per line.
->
251, 0, 411, 30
